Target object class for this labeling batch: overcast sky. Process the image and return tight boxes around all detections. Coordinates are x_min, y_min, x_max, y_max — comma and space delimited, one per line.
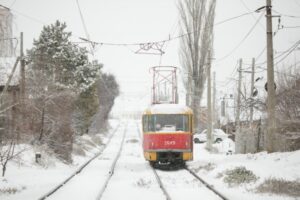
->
1, 0, 300, 114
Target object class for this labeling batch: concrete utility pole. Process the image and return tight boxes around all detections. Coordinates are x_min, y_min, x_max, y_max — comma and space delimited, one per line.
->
206, 57, 213, 151
212, 72, 216, 128
266, 0, 276, 152
250, 58, 255, 124
20, 32, 25, 104
236, 59, 242, 129
221, 96, 225, 117
235, 59, 242, 153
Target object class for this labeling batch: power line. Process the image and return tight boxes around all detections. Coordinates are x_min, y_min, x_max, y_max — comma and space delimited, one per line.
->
255, 39, 300, 66
9, 0, 17, 8
215, 12, 264, 62
239, 0, 265, 30
256, 46, 266, 61
274, 41, 300, 65
1, 2, 256, 57
75, 0, 91, 46
257, 65, 299, 79
159, 14, 180, 65
218, 61, 239, 88
10, 8, 46, 24
80, 11, 254, 47
272, 9, 300, 19
282, 26, 300, 29
75, 0, 94, 55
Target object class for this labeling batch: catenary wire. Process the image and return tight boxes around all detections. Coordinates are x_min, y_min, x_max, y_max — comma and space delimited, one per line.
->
215, 12, 264, 62
79, 11, 255, 46
239, 0, 265, 30
272, 9, 300, 19
9, 0, 17, 8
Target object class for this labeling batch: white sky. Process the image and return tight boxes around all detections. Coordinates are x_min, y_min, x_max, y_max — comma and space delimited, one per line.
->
1, 0, 300, 114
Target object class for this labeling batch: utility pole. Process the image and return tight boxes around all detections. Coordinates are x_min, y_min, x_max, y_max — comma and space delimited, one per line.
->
266, 0, 276, 152
236, 59, 242, 128
250, 58, 255, 124
221, 96, 225, 117
212, 72, 216, 128
235, 59, 242, 153
20, 32, 25, 104
206, 55, 213, 151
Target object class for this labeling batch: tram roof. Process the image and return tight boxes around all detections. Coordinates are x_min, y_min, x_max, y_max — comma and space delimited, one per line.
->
143, 103, 193, 115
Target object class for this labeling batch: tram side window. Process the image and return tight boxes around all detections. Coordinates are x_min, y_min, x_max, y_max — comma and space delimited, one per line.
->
183, 115, 188, 131
148, 115, 155, 132
142, 115, 148, 132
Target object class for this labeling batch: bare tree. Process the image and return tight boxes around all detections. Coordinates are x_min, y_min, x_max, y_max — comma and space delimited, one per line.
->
178, 0, 216, 130
276, 67, 300, 120
0, 139, 27, 177
0, 140, 15, 177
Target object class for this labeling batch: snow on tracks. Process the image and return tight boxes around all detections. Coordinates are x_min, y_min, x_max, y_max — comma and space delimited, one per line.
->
154, 168, 226, 200
95, 121, 165, 200
38, 122, 122, 200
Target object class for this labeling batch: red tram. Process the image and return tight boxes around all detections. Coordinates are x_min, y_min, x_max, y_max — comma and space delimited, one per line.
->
142, 103, 193, 167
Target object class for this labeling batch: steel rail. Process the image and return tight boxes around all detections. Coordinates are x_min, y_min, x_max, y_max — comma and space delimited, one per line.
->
37, 123, 121, 200
138, 118, 228, 200
137, 121, 171, 200
152, 168, 172, 200
96, 124, 128, 200
184, 167, 229, 200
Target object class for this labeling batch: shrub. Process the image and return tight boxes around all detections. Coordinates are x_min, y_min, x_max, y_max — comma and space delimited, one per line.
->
256, 178, 300, 197
0, 187, 19, 194
193, 162, 216, 173
136, 178, 151, 188
223, 166, 258, 186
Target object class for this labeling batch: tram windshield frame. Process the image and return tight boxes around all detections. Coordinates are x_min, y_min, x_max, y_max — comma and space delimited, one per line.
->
143, 114, 190, 133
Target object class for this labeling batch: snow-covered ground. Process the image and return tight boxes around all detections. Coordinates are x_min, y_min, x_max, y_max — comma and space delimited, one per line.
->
0, 120, 120, 200
0, 119, 299, 200
190, 139, 300, 200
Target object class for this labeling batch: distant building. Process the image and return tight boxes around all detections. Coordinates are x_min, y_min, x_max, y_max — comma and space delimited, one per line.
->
0, 8, 19, 138
0, 7, 14, 57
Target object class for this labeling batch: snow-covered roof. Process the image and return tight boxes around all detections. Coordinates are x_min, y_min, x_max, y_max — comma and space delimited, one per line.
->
0, 57, 19, 86
144, 103, 193, 115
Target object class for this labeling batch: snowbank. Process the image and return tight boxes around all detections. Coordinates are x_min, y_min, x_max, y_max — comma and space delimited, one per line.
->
190, 140, 300, 200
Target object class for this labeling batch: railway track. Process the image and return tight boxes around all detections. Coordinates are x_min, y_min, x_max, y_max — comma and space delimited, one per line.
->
96, 125, 127, 200
151, 167, 229, 200
37, 122, 121, 200
137, 119, 229, 200
136, 120, 229, 200
151, 167, 172, 200
40, 120, 230, 200
184, 167, 229, 200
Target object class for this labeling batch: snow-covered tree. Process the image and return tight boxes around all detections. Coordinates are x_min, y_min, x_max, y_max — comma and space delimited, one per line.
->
27, 20, 100, 92
25, 20, 101, 161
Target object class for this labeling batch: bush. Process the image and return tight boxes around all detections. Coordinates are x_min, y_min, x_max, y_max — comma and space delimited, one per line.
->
193, 162, 216, 173
223, 166, 258, 186
0, 187, 19, 194
256, 178, 300, 197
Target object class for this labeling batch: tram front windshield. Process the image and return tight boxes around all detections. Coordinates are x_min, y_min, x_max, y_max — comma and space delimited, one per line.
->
144, 114, 189, 132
